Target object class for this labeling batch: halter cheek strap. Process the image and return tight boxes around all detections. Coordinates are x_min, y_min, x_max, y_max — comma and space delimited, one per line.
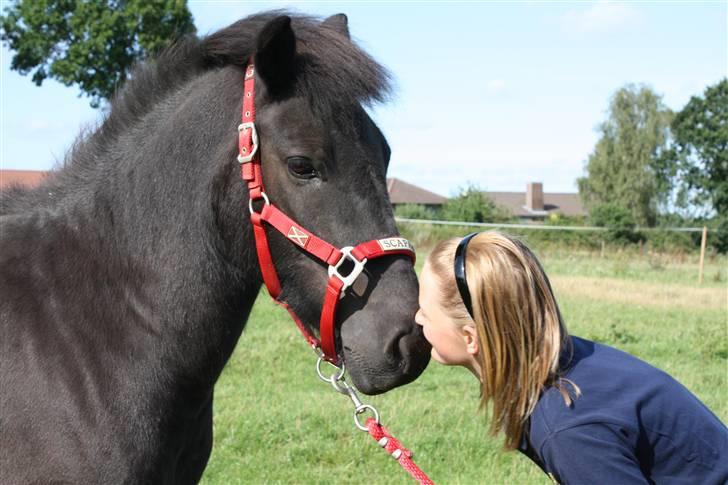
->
238, 61, 416, 365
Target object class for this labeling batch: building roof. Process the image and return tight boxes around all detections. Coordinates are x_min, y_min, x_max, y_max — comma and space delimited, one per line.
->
387, 177, 447, 205
485, 191, 586, 218
0, 170, 49, 189
0, 171, 584, 218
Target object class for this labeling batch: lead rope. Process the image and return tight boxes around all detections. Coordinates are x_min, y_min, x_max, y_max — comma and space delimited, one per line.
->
316, 354, 435, 485
366, 418, 435, 485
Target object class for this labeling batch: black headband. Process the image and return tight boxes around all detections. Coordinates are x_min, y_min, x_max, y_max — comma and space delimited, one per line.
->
454, 232, 478, 319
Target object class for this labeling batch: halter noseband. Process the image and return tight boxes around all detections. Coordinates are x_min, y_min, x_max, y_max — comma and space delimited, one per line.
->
238, 61, 416, 365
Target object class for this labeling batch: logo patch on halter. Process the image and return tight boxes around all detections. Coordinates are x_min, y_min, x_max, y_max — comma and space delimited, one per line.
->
287, 226, 309, 247
377, 238, 414, 253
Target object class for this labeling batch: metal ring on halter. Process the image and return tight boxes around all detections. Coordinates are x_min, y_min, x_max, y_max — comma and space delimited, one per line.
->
316, 356, 345, 384
248, 192, 270, 214
354, 404, 380, 431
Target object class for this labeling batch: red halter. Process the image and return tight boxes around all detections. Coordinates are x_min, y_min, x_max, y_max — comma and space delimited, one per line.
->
238, 62, 416, 364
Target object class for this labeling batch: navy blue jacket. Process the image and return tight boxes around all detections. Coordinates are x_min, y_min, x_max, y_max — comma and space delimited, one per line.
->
519, 336, 728, 484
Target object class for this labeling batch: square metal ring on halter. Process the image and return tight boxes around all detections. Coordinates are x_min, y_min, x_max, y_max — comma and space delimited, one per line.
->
328, 246, 368, 298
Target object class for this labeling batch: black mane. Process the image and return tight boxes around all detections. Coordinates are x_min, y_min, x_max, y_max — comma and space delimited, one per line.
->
112, 11, 391, 146
201, 12, 391, 111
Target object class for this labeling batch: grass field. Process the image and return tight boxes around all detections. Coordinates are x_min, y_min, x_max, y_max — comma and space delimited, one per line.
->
200, 248, 727, 485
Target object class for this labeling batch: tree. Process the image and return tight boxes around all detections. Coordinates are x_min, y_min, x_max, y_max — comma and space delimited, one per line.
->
440, 184, 511, 223
577, 84, 673, 227
589, 203, 644, 244
394, 203, 438, 220
668, 78, 728, 216
1, 0, 195, 108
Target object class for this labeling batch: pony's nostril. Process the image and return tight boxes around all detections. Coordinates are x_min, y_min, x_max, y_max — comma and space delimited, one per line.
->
389, 327, 426, 371
387, 332, 405, 365
399, 326, 431, 374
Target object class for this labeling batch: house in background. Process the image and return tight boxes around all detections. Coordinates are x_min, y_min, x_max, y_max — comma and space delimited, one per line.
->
1, 171, 583, 223
485, 182, 586, 221
0, 170, 49, 189
387, 177, 447, 211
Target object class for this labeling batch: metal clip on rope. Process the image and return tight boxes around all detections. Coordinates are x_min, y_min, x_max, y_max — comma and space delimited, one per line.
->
315, 354, 380, 431
313, 349, 435, 484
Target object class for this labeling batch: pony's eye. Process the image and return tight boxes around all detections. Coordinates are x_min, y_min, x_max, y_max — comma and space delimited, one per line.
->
287, 156, 318, 180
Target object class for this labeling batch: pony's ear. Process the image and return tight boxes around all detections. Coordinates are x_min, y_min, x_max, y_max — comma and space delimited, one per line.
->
255, 16, 296, 96
321, 13, 350, 40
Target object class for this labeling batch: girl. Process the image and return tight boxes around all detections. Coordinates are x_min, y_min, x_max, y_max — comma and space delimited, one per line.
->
415, 231, 727, 484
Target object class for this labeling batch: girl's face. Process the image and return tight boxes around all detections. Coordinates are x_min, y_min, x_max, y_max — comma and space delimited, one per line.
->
415, 261, 480, 374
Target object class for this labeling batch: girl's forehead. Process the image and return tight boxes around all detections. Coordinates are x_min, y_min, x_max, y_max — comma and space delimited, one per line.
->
419, 262, 440, 299
420, 261, 434, 285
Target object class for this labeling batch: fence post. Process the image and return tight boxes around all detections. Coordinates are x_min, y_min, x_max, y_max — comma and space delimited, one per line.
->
698, 226, 708, 284
600, 240, 605, 258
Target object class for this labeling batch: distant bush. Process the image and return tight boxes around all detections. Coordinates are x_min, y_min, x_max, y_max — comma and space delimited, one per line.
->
544, 213, 588, 226
712, 216, 728, 254
396, 221, 700, 255
440, 185, 512, 223
589, 203, 645, 245
394, 203, 437, 220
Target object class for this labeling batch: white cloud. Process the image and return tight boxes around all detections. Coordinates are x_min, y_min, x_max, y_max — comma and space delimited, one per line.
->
26, 119, 51, 131
561, 1, 641, 34
486, 79, 506, 92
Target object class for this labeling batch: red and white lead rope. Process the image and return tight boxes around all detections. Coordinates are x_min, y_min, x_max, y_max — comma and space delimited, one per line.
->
367, 418, 435, 485
239, 59, 435, 484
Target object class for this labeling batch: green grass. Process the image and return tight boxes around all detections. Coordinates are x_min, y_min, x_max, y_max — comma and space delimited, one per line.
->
201, 251, 727, 485
537, 247, 727, 288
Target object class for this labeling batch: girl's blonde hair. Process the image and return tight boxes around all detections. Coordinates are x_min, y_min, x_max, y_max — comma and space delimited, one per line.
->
427, 231, 578, 449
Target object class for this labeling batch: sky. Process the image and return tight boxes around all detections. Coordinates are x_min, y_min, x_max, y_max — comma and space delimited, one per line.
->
1, 1, 726, 197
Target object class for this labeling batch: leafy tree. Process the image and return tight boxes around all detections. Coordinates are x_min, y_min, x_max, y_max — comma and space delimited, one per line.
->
712, 216, 728, 254
1, 0, 195, 107
440, 184, 511, 223
394, 203, 438, 220
589, 203, 644, 244
668, 78, 728, 216
577, 84, 673, 227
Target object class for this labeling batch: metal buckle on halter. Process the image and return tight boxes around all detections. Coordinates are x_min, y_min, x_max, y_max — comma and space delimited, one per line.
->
328, 246, 367, 299
237, 122, 259, 164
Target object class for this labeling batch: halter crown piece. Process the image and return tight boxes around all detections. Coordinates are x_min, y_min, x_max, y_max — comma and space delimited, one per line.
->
238, 61, 416, 365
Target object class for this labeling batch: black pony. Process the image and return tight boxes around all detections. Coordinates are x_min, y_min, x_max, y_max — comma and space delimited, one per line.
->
0, 12, 430, 483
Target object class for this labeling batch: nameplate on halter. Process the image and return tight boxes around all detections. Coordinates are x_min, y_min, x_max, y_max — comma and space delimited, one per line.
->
377, 238, 414, 253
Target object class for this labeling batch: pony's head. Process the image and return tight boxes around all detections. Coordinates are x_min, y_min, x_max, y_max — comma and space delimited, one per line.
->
204, 14, 430, 394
